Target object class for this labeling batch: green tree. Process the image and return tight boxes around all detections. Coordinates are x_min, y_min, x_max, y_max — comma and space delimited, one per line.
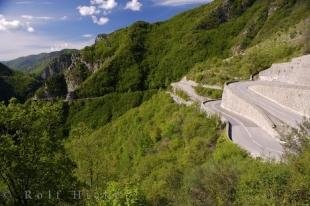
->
281, 118, 310, 157
99, 182, 146, 206
46, 74, 67, 98
0, 100, 79, 205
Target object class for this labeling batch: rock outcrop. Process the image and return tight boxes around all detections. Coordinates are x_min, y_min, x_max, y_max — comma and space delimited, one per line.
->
37, 51, 94, 100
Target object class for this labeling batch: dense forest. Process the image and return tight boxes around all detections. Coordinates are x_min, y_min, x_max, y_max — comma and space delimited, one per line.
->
0, 0, 309, 205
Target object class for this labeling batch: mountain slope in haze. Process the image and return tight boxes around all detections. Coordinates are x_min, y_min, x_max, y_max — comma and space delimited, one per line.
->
0, 63, 40, 102
2, 49, 77, 74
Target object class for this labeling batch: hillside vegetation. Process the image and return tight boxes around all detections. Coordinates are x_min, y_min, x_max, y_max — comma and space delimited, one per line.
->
4, 0, 308, 101
66, 90, 157, 130
66, 93, 310, 205
0, 63, 40, 102
2, 49, 77, 74
75, 0, 309, 97
0, 0, 309, 205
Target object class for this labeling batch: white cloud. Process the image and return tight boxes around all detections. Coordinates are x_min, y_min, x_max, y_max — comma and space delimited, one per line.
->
125, 0, 142, 11
91, 0, 118, 10
0, 16, 22, 31
21, 15, 54, 20
0, 15, 34, 33
154, 0, 212, 6
37, 16, 54, 20
21, 15, 33, 20
27, 26, 34, 32
50, 43, 69, 52
77, 0, 119, 26
91, 16, 109, 25
77, 5, 99, 16
16, 1, 53, 5
16, 1, 33, 4
82, 34, 93, 38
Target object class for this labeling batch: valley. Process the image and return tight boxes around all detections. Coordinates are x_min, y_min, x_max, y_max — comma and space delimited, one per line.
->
0, 0, 309, 205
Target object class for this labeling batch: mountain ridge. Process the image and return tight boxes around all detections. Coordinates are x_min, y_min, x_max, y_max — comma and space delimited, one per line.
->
2, 49, 78, 74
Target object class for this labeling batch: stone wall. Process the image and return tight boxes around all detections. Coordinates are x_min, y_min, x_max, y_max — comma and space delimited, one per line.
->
259, 55, 310, 86
249, 85, 310, 118
221, 84, 279, 137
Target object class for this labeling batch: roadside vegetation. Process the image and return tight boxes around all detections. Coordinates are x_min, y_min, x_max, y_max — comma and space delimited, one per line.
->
0, 87, 309, 205
174, 88, 191, 101
195, 85, 223, 99
65, 93, 309, 205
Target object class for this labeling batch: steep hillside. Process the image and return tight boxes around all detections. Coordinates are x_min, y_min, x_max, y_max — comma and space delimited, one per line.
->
0, 63, 40, 102
66, 93, 309, 205
62, 1, 310, 204
12, 0, 308, 101
2, 49, 77, 74
0, 0, 309, 205
72, 0, 309, 98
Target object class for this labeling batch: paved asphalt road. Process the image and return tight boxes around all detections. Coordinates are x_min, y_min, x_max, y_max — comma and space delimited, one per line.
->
203, 100, 283, 160
171, 78, 310, 160
227, 81, 305, 128
171, 81, 208, 102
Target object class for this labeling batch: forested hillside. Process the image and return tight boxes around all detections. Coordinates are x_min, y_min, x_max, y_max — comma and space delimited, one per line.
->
0, 0, 309, 205
75, 0, 309, 97
2, 49, 77, 74
0, 63, 40, 102
4, 0, 308, 101
66, 93, 309, 205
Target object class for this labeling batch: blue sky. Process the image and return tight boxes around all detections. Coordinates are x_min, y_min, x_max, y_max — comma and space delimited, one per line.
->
0, 0, 212, 61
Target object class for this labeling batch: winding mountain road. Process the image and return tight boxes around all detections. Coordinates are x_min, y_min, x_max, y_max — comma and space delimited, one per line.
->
202, 100, 283, 159
171, 55, 310, 160
226, 81, 305, 128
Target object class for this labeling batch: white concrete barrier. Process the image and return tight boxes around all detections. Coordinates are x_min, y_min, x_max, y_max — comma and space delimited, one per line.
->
221, 84, 279, 138
259, 55, 310, 86
249, 85, 310, 118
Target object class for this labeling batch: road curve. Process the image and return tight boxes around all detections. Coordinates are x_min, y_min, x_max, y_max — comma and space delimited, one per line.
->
203, 100, 283, 160
226, 81, 305, 128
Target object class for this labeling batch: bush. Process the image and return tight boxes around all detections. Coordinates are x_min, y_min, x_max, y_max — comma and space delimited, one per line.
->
195, 85, 223, 99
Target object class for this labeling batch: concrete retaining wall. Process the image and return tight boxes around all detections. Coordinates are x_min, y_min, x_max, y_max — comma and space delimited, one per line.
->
221, 84, 279, 137
249, 85, 310, 118
259, 55, 310, 86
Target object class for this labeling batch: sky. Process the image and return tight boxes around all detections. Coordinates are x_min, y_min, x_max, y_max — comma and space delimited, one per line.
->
0, 0, 212, 61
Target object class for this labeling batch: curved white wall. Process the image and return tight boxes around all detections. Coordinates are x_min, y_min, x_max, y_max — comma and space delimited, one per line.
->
259, 55, 310, 86
221, 84, 279, 138
249, 85, 310, 118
